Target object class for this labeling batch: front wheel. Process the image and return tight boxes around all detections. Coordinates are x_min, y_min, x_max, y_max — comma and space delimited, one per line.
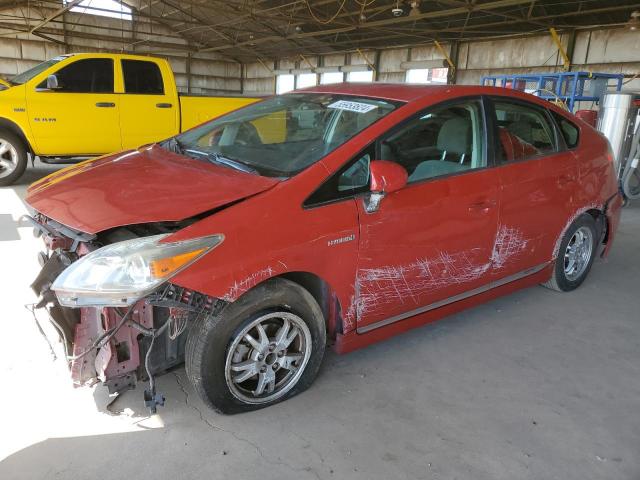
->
0, 129, 28, 187
185, 278, 326, 414
543, 213, 598, 292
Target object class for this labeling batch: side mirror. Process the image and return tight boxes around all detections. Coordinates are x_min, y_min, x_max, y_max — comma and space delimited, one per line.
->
46, 74, 59, 90
365, 160, 408, 213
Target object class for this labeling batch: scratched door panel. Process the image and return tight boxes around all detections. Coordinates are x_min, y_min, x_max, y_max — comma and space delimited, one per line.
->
488, 97, 579, 279
355, 169, 499, 329
492, 152, 578, 280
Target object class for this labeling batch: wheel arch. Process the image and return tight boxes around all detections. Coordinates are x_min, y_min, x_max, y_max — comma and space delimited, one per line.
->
270, 271, 346, 341
0, 117, 33, 154
585, 207, 607, 245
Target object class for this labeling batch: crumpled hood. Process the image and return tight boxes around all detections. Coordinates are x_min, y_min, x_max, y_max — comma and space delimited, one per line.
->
26, 145, 279, 234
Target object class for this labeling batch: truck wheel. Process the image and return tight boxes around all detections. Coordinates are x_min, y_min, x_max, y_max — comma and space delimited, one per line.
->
0, 129, 27, 187
185, 278, 326, 414
542, 214, 598, 292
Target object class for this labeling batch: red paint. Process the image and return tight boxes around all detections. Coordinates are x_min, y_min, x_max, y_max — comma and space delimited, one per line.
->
574, 109, 598, 127
27, 84, 622, 353
26, 145, 278, 234
369, 160, 408, 193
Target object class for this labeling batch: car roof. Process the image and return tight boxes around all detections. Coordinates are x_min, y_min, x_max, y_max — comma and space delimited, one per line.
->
297, 82, 554, 107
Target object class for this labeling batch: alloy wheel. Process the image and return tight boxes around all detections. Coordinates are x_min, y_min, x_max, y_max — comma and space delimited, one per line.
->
224, 311, 312, 404
0, 138, 18, 179
563, 226, 593, 281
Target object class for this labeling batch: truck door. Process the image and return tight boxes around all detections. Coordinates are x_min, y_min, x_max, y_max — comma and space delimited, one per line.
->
26, 58, 121, 156
118, 59, 179, 149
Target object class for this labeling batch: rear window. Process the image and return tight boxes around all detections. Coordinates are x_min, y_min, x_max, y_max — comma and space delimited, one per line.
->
552, 112, 579, 148
122, 60, 164, 94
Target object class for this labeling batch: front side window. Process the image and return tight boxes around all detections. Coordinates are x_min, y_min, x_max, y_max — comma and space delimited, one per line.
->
122, 60, 163, 94
380, 99, 486, 183
172, 93, 399, 177
493, 99, 557, 162
10, 56, 66, 85
37, 58, 114, 93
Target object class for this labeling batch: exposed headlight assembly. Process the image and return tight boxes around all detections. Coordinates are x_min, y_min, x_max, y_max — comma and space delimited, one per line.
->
52, 234, 223, 307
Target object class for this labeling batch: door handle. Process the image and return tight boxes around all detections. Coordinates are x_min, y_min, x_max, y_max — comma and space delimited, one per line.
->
95, 102, 115, 108
156, 103, 173, 108
468, 199, 496, 214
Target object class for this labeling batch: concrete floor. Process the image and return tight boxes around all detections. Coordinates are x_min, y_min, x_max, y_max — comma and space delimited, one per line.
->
1, 160, 639, 480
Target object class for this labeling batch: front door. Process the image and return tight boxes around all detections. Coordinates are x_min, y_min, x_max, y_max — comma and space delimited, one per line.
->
26, 57, 121, 155
489, 97, 578, 279
118, 59, 178, 149
355, 98, 500, 331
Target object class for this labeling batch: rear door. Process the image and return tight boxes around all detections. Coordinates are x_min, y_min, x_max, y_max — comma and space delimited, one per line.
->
488, 97, 578, 279
354, 98, 500, 332
118, 59, 178, 149
26, 57, 121, 155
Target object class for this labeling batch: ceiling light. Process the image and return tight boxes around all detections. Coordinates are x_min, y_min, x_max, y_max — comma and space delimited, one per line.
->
391, 0, 404, 17
628, 11, 640, 31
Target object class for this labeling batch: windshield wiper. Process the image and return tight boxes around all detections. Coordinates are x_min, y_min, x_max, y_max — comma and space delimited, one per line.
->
207, 152, 258, 175
190, 150, 258, 174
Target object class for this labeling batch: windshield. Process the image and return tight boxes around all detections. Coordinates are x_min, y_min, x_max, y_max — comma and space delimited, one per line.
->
9, 56, 66, 85
171, 93, 400, 177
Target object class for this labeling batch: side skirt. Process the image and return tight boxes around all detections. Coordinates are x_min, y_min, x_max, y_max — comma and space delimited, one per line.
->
334, 263, 553, 354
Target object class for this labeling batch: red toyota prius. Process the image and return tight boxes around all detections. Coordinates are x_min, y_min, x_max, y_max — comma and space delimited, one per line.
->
26, 84, 622, 413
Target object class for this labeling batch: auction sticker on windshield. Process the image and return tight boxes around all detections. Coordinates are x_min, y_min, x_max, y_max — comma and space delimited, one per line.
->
327, 100, 378, 113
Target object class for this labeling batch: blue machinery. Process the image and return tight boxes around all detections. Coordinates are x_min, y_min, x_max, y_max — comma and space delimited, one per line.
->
480, 71, 624, 112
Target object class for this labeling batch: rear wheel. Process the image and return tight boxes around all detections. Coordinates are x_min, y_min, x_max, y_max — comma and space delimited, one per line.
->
0, 129, 27, 187
185, 278, 326, 414
543, 214, 598, 292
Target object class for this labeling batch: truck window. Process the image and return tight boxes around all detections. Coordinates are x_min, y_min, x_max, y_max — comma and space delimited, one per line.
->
122, 60, 164, 94
38, 58, 114, 93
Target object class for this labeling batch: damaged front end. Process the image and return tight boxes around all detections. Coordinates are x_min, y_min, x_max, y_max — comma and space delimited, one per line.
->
28, 214, 225, 412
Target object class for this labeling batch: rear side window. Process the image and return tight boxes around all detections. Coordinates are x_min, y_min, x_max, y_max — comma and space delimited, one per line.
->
493, 100, 557, 162
552, 111, 579, 148
40, 58, 113, 93
122, 60, 164, 94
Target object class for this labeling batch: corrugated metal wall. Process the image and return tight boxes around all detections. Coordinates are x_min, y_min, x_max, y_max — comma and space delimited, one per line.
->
0, 5, 242, 95
245, 28, 640, 95
1, 6, 638, 98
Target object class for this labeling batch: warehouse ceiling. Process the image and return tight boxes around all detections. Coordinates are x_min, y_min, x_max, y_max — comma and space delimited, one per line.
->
2, 0, 639, 62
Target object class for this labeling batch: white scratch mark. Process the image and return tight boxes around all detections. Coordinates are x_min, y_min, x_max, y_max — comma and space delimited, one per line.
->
223, 266, 275, 301
491, 225, 529, 269
343, 224, 532, 326
552, 203, 602, 259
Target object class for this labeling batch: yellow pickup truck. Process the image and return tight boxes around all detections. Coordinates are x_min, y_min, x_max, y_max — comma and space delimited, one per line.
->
0, 53, 260, 186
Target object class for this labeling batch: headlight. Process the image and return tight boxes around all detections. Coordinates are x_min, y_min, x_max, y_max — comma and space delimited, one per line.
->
52, 233, 223, 307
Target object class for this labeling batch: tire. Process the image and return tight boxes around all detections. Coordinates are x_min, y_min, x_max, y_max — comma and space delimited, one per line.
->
0, 129, 28, 187
186, 277, 326, 414
543, 213, 598, 292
